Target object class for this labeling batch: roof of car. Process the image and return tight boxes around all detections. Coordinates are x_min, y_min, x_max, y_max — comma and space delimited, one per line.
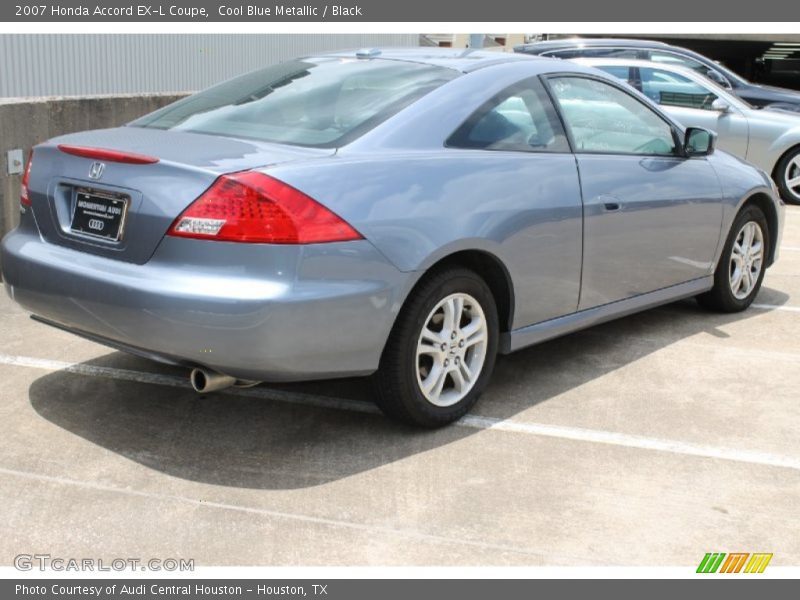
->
319, 47, 543, 73
515, 38, 673, 52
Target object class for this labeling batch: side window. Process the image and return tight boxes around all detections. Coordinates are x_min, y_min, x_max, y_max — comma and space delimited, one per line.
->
639, 67, 718, 109
448, 77, 569, 153
594, 65, 633, 85
547, 76, 677, 156
650, 51, 708, 74
650, 51, 732, 89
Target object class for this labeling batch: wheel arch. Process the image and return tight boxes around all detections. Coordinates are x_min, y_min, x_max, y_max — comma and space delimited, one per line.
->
398, 249, 516, 335
771, 142, 800, 179
737, 190, 780, 267
771, 142, 800, 204
430, 250, 515, 333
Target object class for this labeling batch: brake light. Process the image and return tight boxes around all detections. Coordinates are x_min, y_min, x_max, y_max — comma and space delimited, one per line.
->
20, 150, 34, 207
57, 144, 159, 164
168, 172, 363, 244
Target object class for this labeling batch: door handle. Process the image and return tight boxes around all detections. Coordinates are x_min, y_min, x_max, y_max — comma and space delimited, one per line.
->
598, 195, 622, 212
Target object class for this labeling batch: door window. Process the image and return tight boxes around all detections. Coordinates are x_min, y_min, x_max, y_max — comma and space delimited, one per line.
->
547, 76, 678, 156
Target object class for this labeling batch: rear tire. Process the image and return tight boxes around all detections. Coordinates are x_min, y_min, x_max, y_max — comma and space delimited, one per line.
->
374, 267, 499, 428
697, 204, 769, 313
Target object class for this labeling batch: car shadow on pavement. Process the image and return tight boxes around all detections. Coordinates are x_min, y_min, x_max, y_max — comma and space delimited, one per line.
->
27, 288, 790, 490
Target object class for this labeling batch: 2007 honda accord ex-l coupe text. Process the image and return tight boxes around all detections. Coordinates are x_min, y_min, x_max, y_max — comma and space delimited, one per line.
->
1, 49, 785, 427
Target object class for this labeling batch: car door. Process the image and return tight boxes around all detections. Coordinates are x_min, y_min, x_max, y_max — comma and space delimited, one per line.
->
545, 74, 724, 309
446, 76, 583, 328
637, 66, 750, 159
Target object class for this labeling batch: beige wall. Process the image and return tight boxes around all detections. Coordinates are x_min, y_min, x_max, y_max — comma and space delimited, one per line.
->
426, 34, 527, 51
452, 34, 527, 50
0, 93, 188, 237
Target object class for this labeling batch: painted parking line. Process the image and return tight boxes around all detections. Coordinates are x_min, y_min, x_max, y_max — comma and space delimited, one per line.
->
781, 246, 800, 251
459, 416, 800, 472
0, 352, 378, 415
751, 303, 800, 313
2, 352, 799, 473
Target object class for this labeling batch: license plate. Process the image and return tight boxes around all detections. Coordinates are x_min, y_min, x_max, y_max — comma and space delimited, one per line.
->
70, 189, 129, 241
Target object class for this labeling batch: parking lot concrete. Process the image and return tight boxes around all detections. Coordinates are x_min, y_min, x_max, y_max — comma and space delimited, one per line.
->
1, 206, 799, 567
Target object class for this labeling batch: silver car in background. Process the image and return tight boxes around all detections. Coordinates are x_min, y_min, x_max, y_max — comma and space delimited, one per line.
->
1, 49, 785, 427
575, 57, 800, 204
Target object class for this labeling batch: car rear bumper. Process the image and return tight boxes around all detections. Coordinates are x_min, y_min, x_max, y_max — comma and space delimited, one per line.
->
1, 221, 408, 381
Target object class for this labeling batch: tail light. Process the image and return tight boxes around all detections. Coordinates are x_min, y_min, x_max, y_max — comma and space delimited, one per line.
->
20, 150, 34, 208
168, 171, 362, 244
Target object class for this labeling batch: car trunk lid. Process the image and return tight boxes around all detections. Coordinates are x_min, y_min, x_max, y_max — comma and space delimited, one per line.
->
27, 127, 333, 264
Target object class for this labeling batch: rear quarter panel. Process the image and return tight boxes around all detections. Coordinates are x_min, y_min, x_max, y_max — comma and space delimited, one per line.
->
266, 149, 584, 330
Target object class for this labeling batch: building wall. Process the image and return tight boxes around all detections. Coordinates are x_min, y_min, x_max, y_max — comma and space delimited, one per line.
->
0, 94, 189, 238
0, 33, 419, 98
0, 34, 419, 239
423, 33, 526, 51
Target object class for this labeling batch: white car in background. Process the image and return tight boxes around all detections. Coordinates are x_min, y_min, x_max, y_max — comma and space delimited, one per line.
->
574, 57, 800, 204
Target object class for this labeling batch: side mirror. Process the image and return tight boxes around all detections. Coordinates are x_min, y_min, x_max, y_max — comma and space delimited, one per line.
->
684, 127, 716, 157
711, 98, 731, 113
706, 69, 731, 89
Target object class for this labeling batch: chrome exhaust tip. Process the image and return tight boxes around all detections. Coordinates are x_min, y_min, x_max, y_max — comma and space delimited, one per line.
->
190, 368, 237, 394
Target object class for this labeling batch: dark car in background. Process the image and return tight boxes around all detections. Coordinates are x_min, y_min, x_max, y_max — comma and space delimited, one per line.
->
515, 38, 800, 112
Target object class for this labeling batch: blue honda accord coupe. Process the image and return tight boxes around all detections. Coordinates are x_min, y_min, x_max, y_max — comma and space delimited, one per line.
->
1, 49, 785, 427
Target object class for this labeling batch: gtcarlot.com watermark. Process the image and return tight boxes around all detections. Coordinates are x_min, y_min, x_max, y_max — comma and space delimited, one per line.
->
14, 553, 194, 572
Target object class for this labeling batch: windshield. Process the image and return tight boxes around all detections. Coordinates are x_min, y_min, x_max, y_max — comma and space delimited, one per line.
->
131, 57, 459, 147
649, 48, 748, 87
701, 58, 748, 87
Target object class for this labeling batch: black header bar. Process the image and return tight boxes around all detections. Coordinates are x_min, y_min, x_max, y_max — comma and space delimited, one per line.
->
2, 1, 799, 22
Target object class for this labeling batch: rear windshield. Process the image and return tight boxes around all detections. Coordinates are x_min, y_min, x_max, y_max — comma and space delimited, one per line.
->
131, 57, 459, 148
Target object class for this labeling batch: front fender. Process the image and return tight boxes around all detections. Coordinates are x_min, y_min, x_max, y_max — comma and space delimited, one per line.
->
765, 130, 800, 175
708, 150, 782, 268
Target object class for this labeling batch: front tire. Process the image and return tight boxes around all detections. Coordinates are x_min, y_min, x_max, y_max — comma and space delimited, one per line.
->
374, 267, 499, 428
697, 204, 769, 312
775, 146, 800, 205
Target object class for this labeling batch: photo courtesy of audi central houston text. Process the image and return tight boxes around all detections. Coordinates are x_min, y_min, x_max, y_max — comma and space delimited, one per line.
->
0, 47, 785, 426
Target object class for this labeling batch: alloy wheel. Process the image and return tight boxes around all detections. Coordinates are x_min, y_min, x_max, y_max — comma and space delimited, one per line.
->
729, 221, 764, 300
785, 154, 800, 202
415, 292, 488, 407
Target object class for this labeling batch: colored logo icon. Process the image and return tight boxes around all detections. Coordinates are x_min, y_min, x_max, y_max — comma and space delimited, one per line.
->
697, 552, 773, 573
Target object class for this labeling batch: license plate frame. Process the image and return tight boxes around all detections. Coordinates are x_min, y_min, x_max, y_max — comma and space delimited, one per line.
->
70, 188, 130, 242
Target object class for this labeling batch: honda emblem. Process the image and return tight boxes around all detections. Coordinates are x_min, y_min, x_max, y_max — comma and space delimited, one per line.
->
88, 162, 105, 180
